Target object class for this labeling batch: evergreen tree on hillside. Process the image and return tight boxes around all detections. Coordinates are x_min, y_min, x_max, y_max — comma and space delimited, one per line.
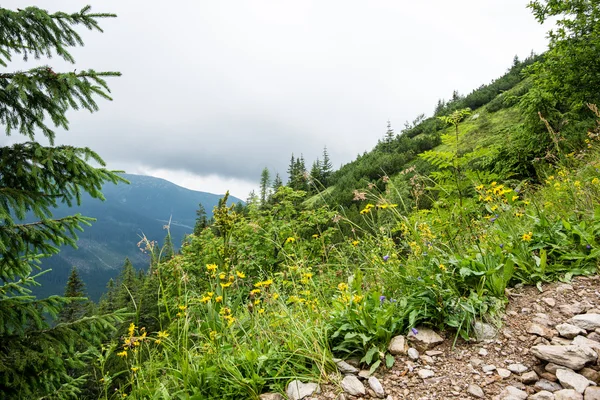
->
0, 6, 126, 398
384, 120, 395, 153
259, 167, 271, 207
115, 257, 139, 311
321, 146, 333, 186
272, 173, 283, 193
194, 203, 209, 235
57, 267, 88, 323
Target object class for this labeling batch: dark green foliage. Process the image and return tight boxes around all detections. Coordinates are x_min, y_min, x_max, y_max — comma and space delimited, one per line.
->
194, 202, 209, 235
0, 6, 126, 398
57, 266, 88, 323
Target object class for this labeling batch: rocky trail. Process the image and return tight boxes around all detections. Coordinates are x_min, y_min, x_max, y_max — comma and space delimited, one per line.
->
262, 274, 600, 400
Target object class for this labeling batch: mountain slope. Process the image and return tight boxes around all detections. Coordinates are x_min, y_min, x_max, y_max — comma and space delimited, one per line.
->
35, 174, 243, 300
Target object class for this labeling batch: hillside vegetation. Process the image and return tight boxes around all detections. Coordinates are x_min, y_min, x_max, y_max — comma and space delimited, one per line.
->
3, 2, 600, 399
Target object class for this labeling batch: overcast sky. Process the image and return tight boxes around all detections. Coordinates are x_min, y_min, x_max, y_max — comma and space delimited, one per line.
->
3, 1, 551, 199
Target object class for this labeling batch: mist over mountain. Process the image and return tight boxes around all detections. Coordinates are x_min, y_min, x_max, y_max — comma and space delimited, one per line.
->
35, 174, 243, 300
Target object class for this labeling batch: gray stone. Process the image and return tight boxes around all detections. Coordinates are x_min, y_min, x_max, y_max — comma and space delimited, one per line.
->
467, 383, 484, 398
553, 389, 583, 400
407, 327, 444, 350
388, 335, 408, 355
340, 375, 365, 396
570, 314, 600, 331
482, 364, 496, 373
535, 379, 564, 392
556, 323, 587, 339
572, 335, 600, 354
286, 380, 320, 400
556, 368, 592, 394
584, 386, 600, 400
521, 370, 539, 384
260, 393, 284, 400
498, 385, 528, 399
552, 336, 574, 346
358, 369, 372, 379
367, 376, 385, 398
528, 323, 557, 339
560, 304, 584, 317
417, 369, 435, 379
470, 357, 484, 367
407, 347, 419, 360
530, 345, 598, 370
543, 297, 557, 307
479, 348, 488, 357
528, 391, 555, 400
419, 354, 434, 364
508, 363, 528, 374
473, 321, 498, 341
497, 368, 511, 379
425, 350, 443, 356
334, 359, 359, 374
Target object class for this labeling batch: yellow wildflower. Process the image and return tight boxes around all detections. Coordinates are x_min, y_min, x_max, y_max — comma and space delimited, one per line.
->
236, 271, 246, 278
312, 234, 319, 238
476, 184, 484, 190
272, 293, 280, 300
215, 296, 223, 303
117, 350, 128, 357
258, 308, 265, 314
522, 232, 533, 242
250, 289, 261, 295
439, 264, 447, 271
592, 178, 600, 185
254, 299, 261, 305
210, 330, 217, 340
157, 331, 169, 339
178, 305, 187, 311
352, 240, 359, 246
285, 237, 295, 244
512, 195, 519, 201
206, 263, 218, 272
337, 282, 348, 291
220, 281, 232, 288
128, 323, 135, 337
219, 272, 226, 280
131, 367, 139, 373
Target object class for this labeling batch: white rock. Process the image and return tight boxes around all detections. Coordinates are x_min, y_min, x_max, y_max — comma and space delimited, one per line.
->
584, 386, 600, 400
530, 345, 597, 370
543, 297, 557, 307
528, 391, 555, 400
572, 335, 600, 353
498, 385, 527, 399
553, 389, 583, 400
417, 369, 435, 379
556, 368, 592, 394
407, 327, 444, 350
367, 376, 385, 398
535, 379, 563, 392
340, 375, 365, 396
521, 370, 539, 384
473, 321, 498, 341
570, 314, 600, 331
482, 364, 496, 373
334, 359, 359, 374
407, 347, 419, 360
467, 383, 484, 398
497, 368, 511, 379
479, 348, 488, 356
556, 323, 587, 339
527, 323, 557, 339
286, 380, 320, 400
388, 335, 408, 355
507, 363, 528, 374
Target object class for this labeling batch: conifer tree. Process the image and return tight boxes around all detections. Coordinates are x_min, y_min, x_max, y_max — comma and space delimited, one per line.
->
321, 146, 333, 186
259, 167, 271, 207
57, 266, 88, 323
194, 203, 208, 235
272, 173, 283, 193
0, 6, 126, 398
115, 257, 138, 311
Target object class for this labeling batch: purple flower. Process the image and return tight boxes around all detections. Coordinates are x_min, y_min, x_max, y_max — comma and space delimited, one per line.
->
411, 327, 418, 335
586, 244, 592, 249
379, 295, 386, 303
490, 217, 497, 222
499, 244, 504, 249
383, 255, 390, 262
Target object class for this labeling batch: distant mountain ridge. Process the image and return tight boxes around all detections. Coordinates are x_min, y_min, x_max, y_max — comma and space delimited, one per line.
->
35, 174, 243, 300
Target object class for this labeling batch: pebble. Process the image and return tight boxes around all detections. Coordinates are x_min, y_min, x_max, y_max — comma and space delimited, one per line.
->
467, 383, 484, 398
417, 369, 435, 379
407, 347, 419, 360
